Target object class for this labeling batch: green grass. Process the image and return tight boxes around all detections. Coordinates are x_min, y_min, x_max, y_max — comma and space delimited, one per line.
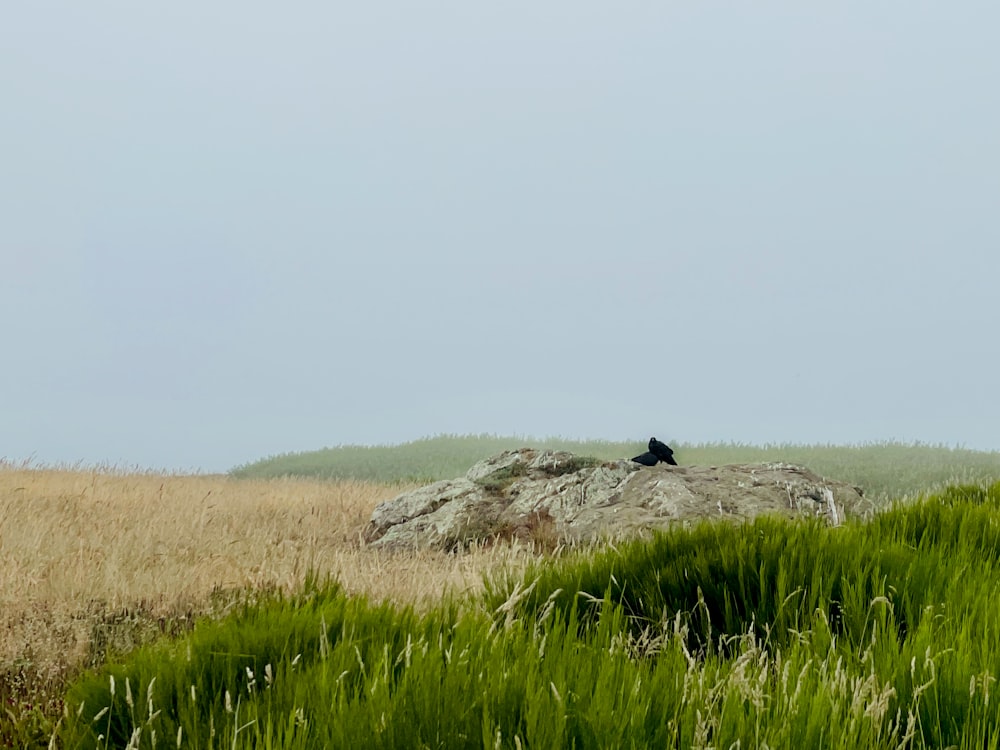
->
229, 433, 1000, 501
57, 482, 1000, 749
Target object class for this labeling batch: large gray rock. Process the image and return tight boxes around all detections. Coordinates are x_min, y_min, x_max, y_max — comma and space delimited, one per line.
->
363, 449, 873, 551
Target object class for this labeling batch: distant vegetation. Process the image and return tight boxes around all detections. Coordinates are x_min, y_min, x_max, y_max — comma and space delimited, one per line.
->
59, 482, 1000, 748
230, 433, 1000, 501
229, 434, 628, 484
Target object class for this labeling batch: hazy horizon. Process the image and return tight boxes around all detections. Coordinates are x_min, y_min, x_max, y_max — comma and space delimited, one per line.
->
3, 2, 999, 472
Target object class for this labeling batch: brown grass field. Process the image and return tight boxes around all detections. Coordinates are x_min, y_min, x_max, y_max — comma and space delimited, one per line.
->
0, 466, 531, 739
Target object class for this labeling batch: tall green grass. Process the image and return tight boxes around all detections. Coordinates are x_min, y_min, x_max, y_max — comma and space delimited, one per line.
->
229, 433, 1000, 501
59, 482, 1000, 748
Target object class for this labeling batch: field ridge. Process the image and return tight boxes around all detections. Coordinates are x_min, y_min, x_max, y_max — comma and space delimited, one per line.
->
230, 433, 1000, 501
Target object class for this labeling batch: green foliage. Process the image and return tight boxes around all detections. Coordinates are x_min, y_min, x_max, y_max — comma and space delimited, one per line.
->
472, 461, 529, 493
229, 433, 1000, 501
57, 482, 1000, 749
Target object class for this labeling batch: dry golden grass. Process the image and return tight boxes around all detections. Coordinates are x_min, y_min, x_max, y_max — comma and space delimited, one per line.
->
0, 466, 532, 690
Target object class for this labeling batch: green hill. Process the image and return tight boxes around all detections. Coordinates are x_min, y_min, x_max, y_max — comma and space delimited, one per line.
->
229, 434, 1000, 501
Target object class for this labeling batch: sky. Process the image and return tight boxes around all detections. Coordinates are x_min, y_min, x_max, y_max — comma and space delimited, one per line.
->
2, 2, 999, 472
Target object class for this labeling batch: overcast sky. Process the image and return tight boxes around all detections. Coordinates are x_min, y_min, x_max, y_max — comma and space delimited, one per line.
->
2, 2, 998, 472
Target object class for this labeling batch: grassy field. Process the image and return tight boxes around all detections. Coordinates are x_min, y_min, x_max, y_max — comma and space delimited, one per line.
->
54, 482, 1000, 748
6, 438, 1000, 747
0, 465, 530, 747
230, 434, 1000, 501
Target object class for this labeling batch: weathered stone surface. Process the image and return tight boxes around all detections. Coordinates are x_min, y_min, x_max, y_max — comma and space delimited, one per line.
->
363, 449, 873, 551
465, 450, 527, 482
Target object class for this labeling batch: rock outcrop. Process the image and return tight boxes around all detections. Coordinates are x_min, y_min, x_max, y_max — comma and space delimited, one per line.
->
363, 449, 873, 551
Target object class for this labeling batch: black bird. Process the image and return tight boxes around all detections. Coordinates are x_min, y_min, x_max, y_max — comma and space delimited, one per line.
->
631, 451, 659, 466
648, 437, 677, 466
